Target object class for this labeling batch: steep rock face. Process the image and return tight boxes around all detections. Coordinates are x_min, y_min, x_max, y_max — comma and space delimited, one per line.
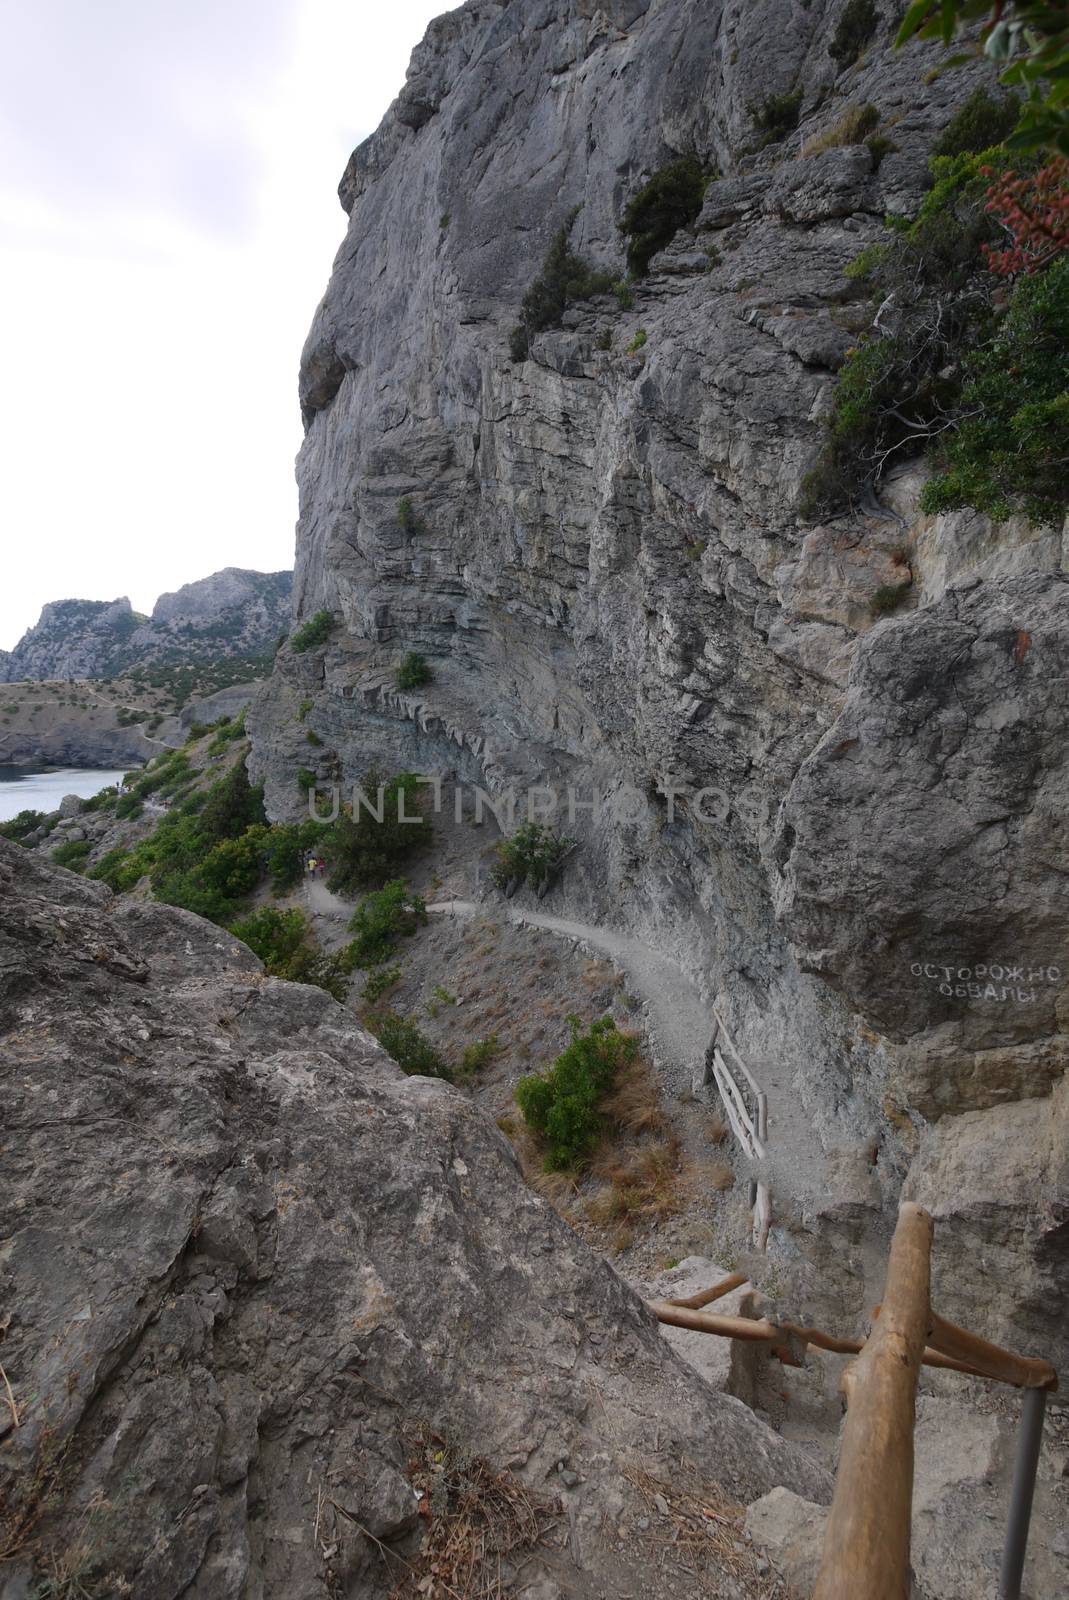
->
248, 0, 1067, 1358
0, 569, 292, 683
0, 840, 826, 1597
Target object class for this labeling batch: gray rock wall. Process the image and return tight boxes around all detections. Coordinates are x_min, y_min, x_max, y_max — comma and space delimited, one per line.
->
0, 839, 828, 1598
248, 0, 1068, 1363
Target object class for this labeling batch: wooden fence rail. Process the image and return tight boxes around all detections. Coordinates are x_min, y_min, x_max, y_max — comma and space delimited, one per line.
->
647, 1208, 1058, 1600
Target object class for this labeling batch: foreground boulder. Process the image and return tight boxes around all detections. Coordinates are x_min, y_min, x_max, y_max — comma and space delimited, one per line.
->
0, 841, 825, 1598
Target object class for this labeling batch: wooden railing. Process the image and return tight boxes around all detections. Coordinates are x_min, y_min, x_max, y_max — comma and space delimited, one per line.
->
649, 1201, 1058, 1600
708, 1012, 770, 1250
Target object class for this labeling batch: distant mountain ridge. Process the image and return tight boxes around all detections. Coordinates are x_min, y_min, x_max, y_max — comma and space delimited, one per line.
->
0, 568, 293, 683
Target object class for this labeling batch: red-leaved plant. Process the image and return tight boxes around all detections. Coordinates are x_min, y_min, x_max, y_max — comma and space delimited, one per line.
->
982, 155, 1069, 274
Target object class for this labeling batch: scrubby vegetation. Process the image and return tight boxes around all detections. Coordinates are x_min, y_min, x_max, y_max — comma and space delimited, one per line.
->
933, 85, 1021, 156
369, 1010, 452, 1080
346, 878, 428, 967
0, 808, 48, 843
802, 140, 1069, 528
459, 1033, 500, 1077
290, 610, 337, 653
396, 651, 432, 691
491, 822, 575, 893
229, 906, 350, 1000
397, 496, 423, 534
510, 210, 614, 361
828, 0, 878, 68
515, 1014, 641, 1170
920, 257, 1069, 522
804, 101, 880, 155
619, 156, 709, 276
895, 0, 1069, 157
323, 771, 432, 895
51, 838, 91, 871
750, 88, 803, 147
361, 962, 402, 1004
870, 580, 913, 617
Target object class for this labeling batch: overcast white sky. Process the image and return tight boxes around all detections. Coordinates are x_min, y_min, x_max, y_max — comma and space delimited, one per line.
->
0, 0, 448, 649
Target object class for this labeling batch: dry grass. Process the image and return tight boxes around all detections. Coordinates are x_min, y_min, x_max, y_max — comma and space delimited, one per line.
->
703, 1112, 730, 1146
621, 1462, 791, 1598
692, 1159, 736, 1193
586, 1136, 685, 1228
600, 1054, 669, 1137
367, 1425, 560, 1600
803, 100, 879, 155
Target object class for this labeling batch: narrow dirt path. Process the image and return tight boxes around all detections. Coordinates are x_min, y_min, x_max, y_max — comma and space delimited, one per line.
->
427, 898, 711, 1101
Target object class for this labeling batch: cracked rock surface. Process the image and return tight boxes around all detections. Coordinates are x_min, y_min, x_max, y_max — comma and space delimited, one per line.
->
247, 0, 1068, 1364
0, 841, 827, 1597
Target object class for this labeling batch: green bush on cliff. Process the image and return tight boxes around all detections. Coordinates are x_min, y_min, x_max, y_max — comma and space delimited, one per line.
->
828, 0, 878, 68
228, 905, 350, 1000
0, 809, 47, 844
346, 878, 428, 967
510, 210, 614, 360
920, 257, 1069, 525
395, 651, 432, 691
932, 86, 1021, 158
369, 1010, 451, 1081
620, 156, 709, 276
800, 144, 1068, 523
323, 771, 432, 894
491, 822, 575, 892
515, 1015, 639, 1171
51, 838, 91, 872
290, 610, 337, 653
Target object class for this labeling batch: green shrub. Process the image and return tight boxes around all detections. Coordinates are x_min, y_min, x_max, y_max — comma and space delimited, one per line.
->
229, 906, 350, 1001
199, 760, 265, 843
515, 1016, 640, 1170
750, 89, 803, 147
920, 257, 1069, 526
115, 793, 144, 820
362, 962, 402, 1004
870, 581, 912, 617
347, 878, 428, 967
619, 156, 708, 277
397, 495, 423, 533
51, 839, 90, 872
0, 808, 46, 843
492, 822, 576, 893
297, 698, 313, 721
297, 767, 317, 793
290, 610, 336, 653
828, 0, 878, 68
801, 147, 1019, 517
88, 847, 142, 893
460, 1033, 500, 1078
932, 87, 1021, 159
510, 210, 614, 360
627, 329, 647, 353
263, 819, 326, 891
323, 771, 433, 894
83, 786, 118, 813
396, 651, 432, 691
370, 1011, 452, 1081
305, 728, 323, 746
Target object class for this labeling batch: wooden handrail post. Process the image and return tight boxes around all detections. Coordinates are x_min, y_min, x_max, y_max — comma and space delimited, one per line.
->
813, 1202, 933, 1600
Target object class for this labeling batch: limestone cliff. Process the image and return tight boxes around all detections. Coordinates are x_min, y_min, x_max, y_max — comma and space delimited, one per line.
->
248, 0, 1067, 1368
0, 568, 292, 684
0, 839, 824, 1598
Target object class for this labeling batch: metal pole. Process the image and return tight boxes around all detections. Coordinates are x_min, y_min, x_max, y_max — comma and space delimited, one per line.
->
998, 1385, 1047, 1600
